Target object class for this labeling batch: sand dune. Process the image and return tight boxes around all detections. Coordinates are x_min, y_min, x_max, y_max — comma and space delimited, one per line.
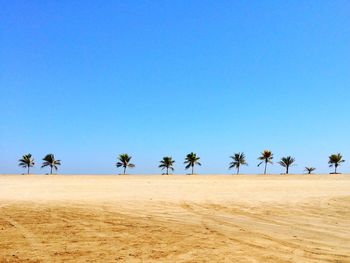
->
1, 174, 350, 262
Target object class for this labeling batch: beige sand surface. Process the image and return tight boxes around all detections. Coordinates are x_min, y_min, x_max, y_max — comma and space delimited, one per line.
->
0, 174, 350, 262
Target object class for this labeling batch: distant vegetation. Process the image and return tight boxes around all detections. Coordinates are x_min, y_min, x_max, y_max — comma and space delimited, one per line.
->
18, 154, 35, 174
159, 156, 175, 175
328, 153, 345, 174
278, 156, 296, 174
304, 167, 316, 174
184, 152, 201, 175
41, 154, 61, 174
258, 150, 274, 174
15, 151, 347, 175
229, 152, 247, 174
116, 154, 135, 174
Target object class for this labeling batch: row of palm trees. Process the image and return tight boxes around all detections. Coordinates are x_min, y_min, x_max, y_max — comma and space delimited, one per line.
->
18, 151, 346, 175
18, 154, 61, 174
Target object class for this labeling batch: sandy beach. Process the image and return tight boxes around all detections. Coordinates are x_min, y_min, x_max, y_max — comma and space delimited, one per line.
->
1, 174, 349, 262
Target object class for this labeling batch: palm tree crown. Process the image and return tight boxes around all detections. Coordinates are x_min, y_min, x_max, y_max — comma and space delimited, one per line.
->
229, 152, 247, 174
258, 150, 273, 174
41, 154, 61, 174
116, 154, 135, 174
278, 156, 295, 174
18, 154, 35, 174
328, 153, 345, 174
304, 167, 316, 174
184, 152, 201, 175
159, 156, 175, 175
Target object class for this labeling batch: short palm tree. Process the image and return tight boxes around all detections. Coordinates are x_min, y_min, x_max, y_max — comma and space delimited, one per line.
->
159, 156, 175, 175
116, 154, 135, 174
258, 150, 273, 174
41, 154, 61, 174
328, 153, 345, 174
304, 167, 316, 174
18, 154, 35, 174
229, 152, 248, 174
278, 156, 295, 174
184, 152, 201, 175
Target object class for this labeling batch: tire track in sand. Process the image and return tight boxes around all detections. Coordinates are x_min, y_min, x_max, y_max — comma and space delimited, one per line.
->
1, 211, 51, 262
180, 202, 350, 262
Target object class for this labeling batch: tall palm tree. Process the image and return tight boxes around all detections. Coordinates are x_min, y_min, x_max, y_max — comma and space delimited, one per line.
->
278, 156, 295, 174
328, 153, 345, 174
18, 154, 35, 174
159, 156, 175, 175
229, 152, 248, 174
258, 150, 273, 174
41, 154, 61, 174
304, 167, 316, 174
116, 154, 135, 174
184, 152, 201, 175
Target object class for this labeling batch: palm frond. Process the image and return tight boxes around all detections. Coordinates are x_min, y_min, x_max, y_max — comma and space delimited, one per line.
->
257, 150, 273, 162
185, 163, 192, 169
328, 153, 345, 166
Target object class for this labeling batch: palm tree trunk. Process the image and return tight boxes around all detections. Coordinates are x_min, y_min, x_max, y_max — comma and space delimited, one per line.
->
50, 166, 53, 175
335, 165, 337, 174
191, 165, 194, 175
237, 166, 240, 175
166, 167, 169, 175
264, 161, 267, 174
286, 166, 289, 174
123, 166, 126, 175
27, 166, 30, 174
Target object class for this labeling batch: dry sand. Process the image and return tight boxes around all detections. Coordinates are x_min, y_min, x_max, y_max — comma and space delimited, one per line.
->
0, 174, 349, 262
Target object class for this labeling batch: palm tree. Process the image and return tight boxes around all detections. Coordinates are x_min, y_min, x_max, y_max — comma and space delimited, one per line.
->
41, 154, 61, 174
258, 150, 273, 174
184, 152, 201, 175
328, 153, 345, 174
116, 154, 135, 174
229, 152, 248, 174
278, 156, 295, 174
159, 156, 175, 175
304, 167, 316, 174
18, 154, 35, 174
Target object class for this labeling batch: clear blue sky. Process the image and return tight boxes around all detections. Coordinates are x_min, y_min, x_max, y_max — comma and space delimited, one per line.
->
1, 0, 349, 174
